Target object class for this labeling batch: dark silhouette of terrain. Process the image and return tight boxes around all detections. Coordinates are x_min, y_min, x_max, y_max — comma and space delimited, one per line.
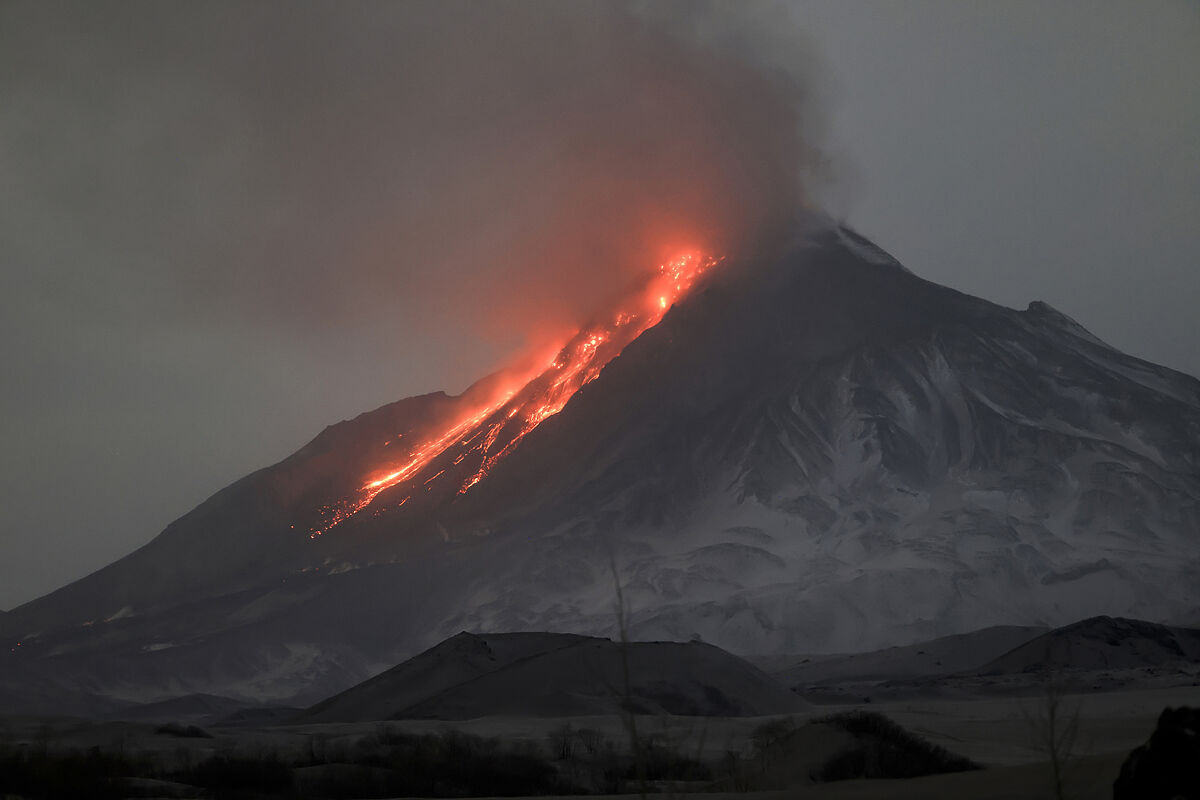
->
298, 631, 808, 722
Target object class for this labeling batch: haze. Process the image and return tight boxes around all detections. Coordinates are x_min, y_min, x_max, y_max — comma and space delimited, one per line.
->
1, 0, 1197, 610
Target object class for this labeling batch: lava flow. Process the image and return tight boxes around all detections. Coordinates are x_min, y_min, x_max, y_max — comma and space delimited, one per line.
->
310, 251, 723, 537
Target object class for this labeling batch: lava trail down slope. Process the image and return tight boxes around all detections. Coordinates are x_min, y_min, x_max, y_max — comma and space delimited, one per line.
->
2, 213, 1197, 713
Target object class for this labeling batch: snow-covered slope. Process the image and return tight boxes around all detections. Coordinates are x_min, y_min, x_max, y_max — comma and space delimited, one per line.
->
2, 214, 1197, 712
414, 219, 1200, 655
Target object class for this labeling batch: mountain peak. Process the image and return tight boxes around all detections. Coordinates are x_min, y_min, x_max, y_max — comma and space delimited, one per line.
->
1023, 300, 1107, 346
2, 223, 1198, 713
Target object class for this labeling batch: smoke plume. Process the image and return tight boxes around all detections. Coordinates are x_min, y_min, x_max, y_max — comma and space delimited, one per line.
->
0, 1, 828, 607
5, 0, 827, 355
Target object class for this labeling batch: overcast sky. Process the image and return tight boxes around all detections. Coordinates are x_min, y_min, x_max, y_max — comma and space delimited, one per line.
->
2, 1, 1197, 610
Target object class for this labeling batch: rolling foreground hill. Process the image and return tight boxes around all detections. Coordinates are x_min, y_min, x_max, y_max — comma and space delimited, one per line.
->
297, 631, 807, 722
2, 212, 1198, 713
771, 616, 1200, 703
975, 615, 1200, 675
757, 624, 1050, 688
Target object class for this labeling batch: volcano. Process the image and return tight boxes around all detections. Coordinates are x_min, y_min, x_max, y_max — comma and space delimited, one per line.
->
3, 213, 1198, 714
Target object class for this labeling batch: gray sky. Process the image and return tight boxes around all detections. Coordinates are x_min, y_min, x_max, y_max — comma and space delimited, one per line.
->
2, 1, 1197, 610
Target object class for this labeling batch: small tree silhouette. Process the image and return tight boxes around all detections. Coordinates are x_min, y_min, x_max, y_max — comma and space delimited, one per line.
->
1019, 640, 1081, 800
606, 542, 648, 799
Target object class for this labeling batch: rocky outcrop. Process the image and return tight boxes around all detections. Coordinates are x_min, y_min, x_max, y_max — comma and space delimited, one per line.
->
1114, 706, 1200, 800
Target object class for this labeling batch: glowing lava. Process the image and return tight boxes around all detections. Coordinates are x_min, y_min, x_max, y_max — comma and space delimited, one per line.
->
310, 251, 722, 537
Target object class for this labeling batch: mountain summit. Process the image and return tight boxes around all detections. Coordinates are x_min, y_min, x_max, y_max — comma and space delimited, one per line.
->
3, 215, 1198, 712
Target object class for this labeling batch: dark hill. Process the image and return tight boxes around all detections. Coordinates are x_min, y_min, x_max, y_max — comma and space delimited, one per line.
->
297, 632, 807, 722
977, 616, 1200, 675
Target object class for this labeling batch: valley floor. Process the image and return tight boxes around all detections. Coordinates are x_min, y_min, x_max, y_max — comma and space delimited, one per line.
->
342, 683, 1198, 766
477, 753, 1124, 800
374, 685, 1196, 798
0, 684, 1194, 798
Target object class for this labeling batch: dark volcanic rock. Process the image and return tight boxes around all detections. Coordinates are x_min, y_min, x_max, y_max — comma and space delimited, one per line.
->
1114, 706, 1200, 800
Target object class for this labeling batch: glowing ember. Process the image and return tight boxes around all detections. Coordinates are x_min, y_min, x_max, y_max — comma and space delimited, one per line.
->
309, 251, 722, 537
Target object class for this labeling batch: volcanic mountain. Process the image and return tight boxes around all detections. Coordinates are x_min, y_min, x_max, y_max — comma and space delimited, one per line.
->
2, 213, 1198, 713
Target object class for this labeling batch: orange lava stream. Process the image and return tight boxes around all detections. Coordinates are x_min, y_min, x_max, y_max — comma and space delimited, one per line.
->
310, 252, 722, 537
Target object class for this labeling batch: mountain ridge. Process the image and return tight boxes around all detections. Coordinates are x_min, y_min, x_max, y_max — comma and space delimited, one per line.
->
2, 214, 1197, 713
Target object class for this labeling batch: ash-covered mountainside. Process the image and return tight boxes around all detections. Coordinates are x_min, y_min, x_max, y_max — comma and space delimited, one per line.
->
2, 215, 1198, 713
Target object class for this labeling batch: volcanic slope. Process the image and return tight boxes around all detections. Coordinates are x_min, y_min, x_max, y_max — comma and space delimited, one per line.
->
768, 616, 1200, 703
759, 624, 1050, 688
974, 616, 1200, 675
2, 213, 1198, 711
297, 631, 807, 722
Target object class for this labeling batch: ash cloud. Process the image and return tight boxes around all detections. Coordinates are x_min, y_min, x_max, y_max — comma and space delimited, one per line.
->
0, 1, 828, 608
4, 0, 827, 348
